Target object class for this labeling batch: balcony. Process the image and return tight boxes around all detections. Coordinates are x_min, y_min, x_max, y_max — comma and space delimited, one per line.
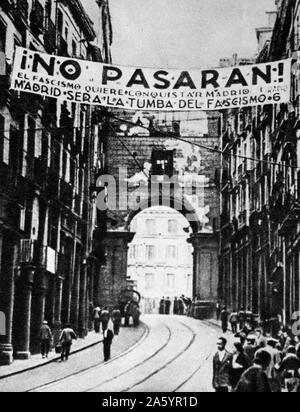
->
44, 18, 56, 53
20, 239, 35, 264
57, 34, 69, 57
30, 0, 44, 35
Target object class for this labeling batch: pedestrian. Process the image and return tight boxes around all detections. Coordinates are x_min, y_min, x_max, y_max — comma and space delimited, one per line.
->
243, 335, 258, 364
40, 321, 52, 359
165, 297, 171, 315
173, 297, 179, 315
124, 301, 131, 326
282, 329, 293, 355
111, 306, 122, 336
178, 298, 185, 316
212, 337, 233, 393
132, 305, 141, 327
93, 305, 101, 334
216, 302, 221, 321
238, 307, 246, 332
220, 306, 229, 333
100, 307, 110, 333
159, 297, 165, 315
103, 321, 114, 362
230, 342, 251, 391
264, 338, 282, 392
59, 324, 77, 362
255, 328, 267, 349
235, 350, 272, 392
245, 307, 254, 331
229, 309, 239, 334
276, 346, 300, 392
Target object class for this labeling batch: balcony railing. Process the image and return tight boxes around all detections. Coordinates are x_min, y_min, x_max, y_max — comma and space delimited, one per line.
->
20, 239, 35, 263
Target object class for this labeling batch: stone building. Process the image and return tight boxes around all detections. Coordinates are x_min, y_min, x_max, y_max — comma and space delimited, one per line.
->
219, 0, 300, 331
127, 206, 193, 314
95, 110, 221, 315
0, 0, 112, 364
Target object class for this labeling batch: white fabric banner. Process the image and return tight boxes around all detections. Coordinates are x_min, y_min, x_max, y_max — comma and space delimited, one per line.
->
11, 47, 291, 111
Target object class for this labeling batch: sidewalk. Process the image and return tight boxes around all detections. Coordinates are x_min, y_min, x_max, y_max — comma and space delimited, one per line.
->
0, 331, 104, 379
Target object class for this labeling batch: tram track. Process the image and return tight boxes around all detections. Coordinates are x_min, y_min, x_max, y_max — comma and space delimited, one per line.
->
28, 316, 219, 393
28, 323, 150, 393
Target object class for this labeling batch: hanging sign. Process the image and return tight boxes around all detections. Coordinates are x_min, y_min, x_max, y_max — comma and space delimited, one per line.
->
11, 47, 291, 111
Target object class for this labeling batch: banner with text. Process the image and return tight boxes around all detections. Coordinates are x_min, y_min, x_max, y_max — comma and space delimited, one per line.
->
11, 47, 292, 111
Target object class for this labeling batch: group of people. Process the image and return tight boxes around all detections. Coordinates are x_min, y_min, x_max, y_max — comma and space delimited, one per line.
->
93, 306, 123, 336
218, 306, 256, 334
159, 296, 189, 316
39, 321, 78, 362
213, 321, 300, 392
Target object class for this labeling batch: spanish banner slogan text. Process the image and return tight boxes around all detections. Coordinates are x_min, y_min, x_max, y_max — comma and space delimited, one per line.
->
11, 47, 292, 111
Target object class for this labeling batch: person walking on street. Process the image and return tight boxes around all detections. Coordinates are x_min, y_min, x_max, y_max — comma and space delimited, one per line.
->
93, 305, 101, 334
213, 337, 233, 393
221, 307, 229, 334
178, 298, 185, 316
40, 321, 52, 359
103, 321, 114, 362
100, 307, 110, 333
277, 346, 300, 392
165, 297, 171, 315
235, 350, 272, 392
238, 307, 246, 332
59, 324, 77, 362
132, 305, 141, 328
159, 297, 166, 315
216, 302, 221, 321
243, 335, 258, 364
265, 338, 282, 392
230, 342, 251, 391
229, 309, 239, 334
173, 297, 179, 315
246, 307, 254, 331
111, 306, 122, 336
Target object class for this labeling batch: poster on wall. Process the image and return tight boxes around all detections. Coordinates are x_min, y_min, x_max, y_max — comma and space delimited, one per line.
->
11, 47, 291, 111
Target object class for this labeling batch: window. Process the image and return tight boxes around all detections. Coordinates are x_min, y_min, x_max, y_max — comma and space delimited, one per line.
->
151, 150, 174, 177
72, 40, 77, 57
0, 21, 6, 53
168, 219, 178, 234
166, 274, 175, 290
166, 245, 177, 260
57, 10, 63, 34
146, 219, 156, 234
129, 245, 138, 260
146, 245, 155, 261
145, 274, 155, 290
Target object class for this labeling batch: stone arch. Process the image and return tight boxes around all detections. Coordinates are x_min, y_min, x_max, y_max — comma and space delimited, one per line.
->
124, 194, 202, 235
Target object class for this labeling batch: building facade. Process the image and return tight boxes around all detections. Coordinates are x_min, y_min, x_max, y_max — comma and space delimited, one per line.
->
219, 0, 300, 331
127, 206, 193, 314
0, 0, 112, 364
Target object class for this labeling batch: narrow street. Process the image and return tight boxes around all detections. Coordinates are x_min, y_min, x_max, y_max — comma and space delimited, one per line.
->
0, 316, 227, 393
